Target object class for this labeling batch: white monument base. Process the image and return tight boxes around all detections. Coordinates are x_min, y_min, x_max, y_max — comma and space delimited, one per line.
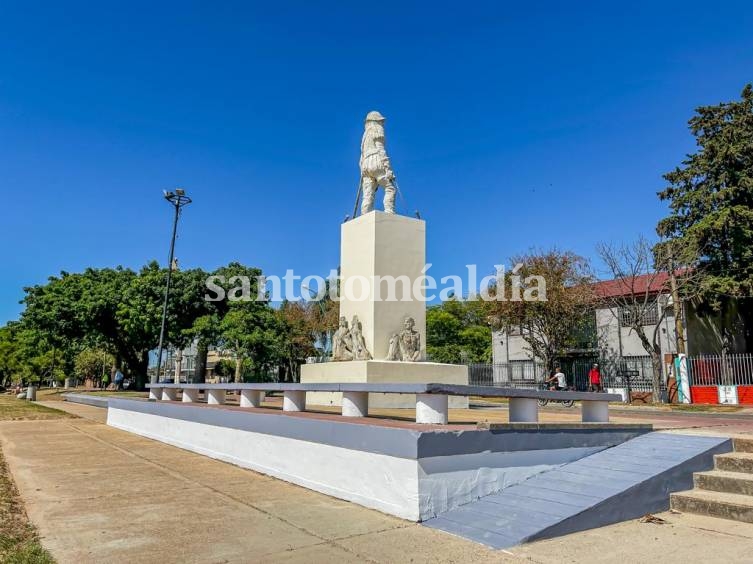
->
301, 360, 469, 408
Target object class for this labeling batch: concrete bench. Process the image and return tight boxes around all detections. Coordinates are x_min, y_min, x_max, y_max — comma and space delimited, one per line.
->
145, 383, 620, 425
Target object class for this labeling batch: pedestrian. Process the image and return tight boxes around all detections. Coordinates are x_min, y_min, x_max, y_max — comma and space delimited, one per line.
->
101, 371, 110, 390
113, 367, 124, 391
588, 363, 602, 392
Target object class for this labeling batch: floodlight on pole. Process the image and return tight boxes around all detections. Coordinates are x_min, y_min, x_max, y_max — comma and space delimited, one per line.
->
153, 188, 192, 384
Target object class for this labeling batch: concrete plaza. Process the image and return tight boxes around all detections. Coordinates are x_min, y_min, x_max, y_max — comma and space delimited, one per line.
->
0, 401, 752, 563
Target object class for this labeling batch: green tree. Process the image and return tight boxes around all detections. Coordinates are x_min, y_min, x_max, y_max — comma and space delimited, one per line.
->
426, 299, 492, 364
74, 348, 115, 382
185, 312, 222, 383
0, 324, 65, 386
14, 260, 280, 387
486, 250, 595, 370
220, 306, 281, 382
276, 301, 321, 382
657, 84, 753, 339
185, 262, 265, 382
21, 264, 214, 388
204, 262, 282, 382
0, 324, 24, 387
21, 267, 138, 380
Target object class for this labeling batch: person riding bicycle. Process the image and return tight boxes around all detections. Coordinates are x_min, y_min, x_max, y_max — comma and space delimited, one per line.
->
546, 367, 568, 391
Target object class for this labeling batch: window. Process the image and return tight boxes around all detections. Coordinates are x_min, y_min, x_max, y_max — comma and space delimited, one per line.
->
619, 302, 659, 327
663, 303, 683, 320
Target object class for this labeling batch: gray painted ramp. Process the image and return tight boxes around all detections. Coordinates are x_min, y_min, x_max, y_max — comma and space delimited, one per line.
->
424, 432, 731, 549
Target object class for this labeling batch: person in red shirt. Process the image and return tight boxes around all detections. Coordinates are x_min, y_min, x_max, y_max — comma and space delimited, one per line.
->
588, 363, 602, 392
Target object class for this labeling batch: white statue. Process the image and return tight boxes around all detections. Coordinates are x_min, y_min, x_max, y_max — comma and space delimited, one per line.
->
349, 315, 372, 360
332, 317, 354, 361
359, 111, 397, 215
387, 317, 422, 362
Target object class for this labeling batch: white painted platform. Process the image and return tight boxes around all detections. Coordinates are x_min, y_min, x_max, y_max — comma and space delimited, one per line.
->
105, 397, 647, 521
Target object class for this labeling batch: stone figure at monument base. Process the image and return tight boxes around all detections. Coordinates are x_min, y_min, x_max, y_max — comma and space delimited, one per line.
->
350, 315, 372, 360
332, 316, 354, 361
359, 111, 398, 215
387, 317, 422, 362
332, 315, 373, 361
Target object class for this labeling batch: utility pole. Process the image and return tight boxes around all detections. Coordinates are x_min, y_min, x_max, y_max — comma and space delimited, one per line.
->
153, 188, 192, 384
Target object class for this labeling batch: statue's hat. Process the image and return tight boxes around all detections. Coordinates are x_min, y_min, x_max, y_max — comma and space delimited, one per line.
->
365, 110, 386, 122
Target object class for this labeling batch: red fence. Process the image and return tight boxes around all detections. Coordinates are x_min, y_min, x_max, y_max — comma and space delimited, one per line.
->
685, 354, 753, 405
687, 354, 753, 386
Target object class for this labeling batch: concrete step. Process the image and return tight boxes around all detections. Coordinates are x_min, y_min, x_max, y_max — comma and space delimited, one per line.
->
715, 452, 753, 474
695, 470, 753, 497
671, 489, 753, 523
733, 438, 753, 453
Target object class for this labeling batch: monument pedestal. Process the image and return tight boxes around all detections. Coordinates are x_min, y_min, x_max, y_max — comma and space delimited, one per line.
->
301, 209, 468, 408
339, 211, 426, 358
301, 360, 469, 408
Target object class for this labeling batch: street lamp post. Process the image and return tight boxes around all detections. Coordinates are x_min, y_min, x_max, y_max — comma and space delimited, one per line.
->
153, 188, 192, 384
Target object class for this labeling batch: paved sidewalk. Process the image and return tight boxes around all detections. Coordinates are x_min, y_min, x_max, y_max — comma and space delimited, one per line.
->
38, 400, 107, 422
2, 402, 753, 563
0, 407, 502, 564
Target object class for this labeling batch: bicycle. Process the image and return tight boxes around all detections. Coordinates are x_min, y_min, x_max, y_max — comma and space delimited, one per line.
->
537, 382, 575, 408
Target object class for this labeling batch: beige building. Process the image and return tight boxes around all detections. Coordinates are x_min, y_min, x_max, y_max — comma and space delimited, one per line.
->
491, 273, 745, 386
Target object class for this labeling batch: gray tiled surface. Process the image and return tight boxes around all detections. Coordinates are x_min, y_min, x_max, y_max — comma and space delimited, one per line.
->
424, 432, 731, 549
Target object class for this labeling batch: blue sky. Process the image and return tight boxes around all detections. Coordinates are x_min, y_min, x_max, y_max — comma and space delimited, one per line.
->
1, 1, 752, 324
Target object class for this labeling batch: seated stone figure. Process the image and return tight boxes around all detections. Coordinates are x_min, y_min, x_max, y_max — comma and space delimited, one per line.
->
387, 317, 422, 362
332, 316, 354, 361
349, 315, 372, 360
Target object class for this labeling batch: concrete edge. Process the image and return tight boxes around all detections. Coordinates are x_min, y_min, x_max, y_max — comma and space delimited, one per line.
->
62, 393, 110, 408
108, 397, 650, 460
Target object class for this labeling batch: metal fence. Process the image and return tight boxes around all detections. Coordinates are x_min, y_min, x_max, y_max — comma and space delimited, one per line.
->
687, 354, 753, 386
468, 356, 659, 392
468, 362, 545, 390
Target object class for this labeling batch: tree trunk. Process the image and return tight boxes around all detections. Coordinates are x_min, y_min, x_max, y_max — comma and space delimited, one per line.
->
173, 348, 183, 383
234, 356, 242, 383
650, 350, 663, 404
288, 359, 299, 383
194, 340, 208, 384
131, 351, 150, 390
634, 326, 665, 404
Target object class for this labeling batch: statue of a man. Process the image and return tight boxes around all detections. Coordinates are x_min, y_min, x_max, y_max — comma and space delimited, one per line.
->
387, 317, 422, 362
349, 315, 372, 360
359, 111, 397, 215
332, 316, 354, 361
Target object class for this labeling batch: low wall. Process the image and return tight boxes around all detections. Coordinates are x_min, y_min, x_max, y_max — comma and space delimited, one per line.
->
107, 398, 650, 521
62, 393, 110, 408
